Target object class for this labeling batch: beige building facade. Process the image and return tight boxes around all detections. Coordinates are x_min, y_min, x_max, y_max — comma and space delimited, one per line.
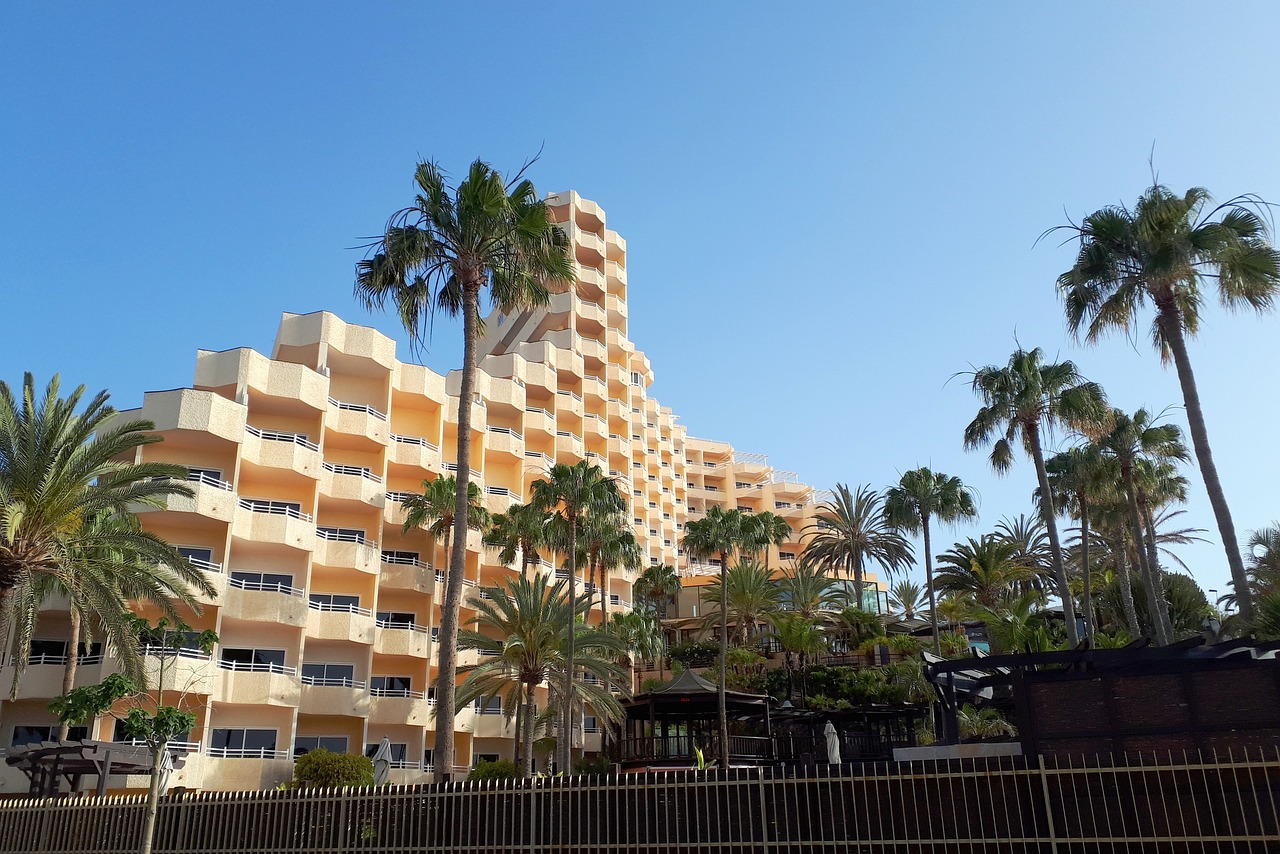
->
1, 191, 863, 793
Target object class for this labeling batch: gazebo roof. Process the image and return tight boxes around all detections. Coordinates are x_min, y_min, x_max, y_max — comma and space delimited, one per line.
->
626, 668, 772, 710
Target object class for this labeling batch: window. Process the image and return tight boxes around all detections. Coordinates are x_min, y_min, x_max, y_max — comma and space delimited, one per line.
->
633, 517, 643, 525
210, 728, 277, 756
633, 489, 642, 497
28, 639, 67, 663
177, 546, 215, 566
365, 742, 409, 763
229, 570, 294, 592
475, 696, 503, 715
301, 663, 356, 686
631, 434, 641, 441
293, 735, 348, 757
376, 610, 416, 627
474, 752, 501, 767
12, 725, 86, 746
115, 719, 188, 744
649, 529, 658, 537
309, 592, 361, 610
381, 550, 421, 565
632, 462, 641, 469
370, 675, 413, 696
779, 552, 796, 561
430, 627, 440, 642
650, 557, 659, 565
583, 716, 599, 733
220, 648, 287, 669
736, 482, 750, 490
630, 372, 642, 386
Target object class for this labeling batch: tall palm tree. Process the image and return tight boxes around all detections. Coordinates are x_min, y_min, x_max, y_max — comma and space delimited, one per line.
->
884, 468, 978, 655
744, 511, 792, 567
963, 348, 1108, 646
0, 374, 202, 673
1096, 408, 1188, 645
1056, 182, 1280, 623
402, 476, 490, 591
803, 484, 913, 608
934, 536, 1036, 609
699, 558, 784, 645
887, 579, 924, 620
356, 159, 572, 779
680, 505, 752, 766
576, 509, 639, 623
605, 609, 665, 694
993, 514, 1053, 588
1245, 523, 1280, 598
457, 573, 624, 776
530, 461, 624, 773
485, 501, 552, 577
1040, 445, 1109, 644
777, 561, 842, 619
633, 563, 681, 618
768, 611, 827, 704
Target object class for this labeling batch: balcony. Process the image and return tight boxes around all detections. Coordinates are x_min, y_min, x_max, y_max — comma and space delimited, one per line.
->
554, 389, 584, 418
575, 264, 606, 297
201, 754, 294, 790
523, 450, 554, 476
232, 500, 315, 551
313, 527, 379, 574
522, 406, 555, 437
485, 426, 523, 460
369, 690, 432, 726
605, 293, 627, 322
373, 620, 431, 657
483, 485, 522, 512
389, 432, 440, 470
555, 432, 584, 461
299, 676, 370, 717
242, 425, 322, 478
142, 474, 236, 523
0, 659, 64, 700
143, 648, 216, 695
306, 601, 376, 644
576, 298, 606, 326
214, 660, 301, 707
605, 260, 627, 293
224, 576, 309, 626
325, 398, 389, 444
474, 712, 516, 739
320, 463, 385, 506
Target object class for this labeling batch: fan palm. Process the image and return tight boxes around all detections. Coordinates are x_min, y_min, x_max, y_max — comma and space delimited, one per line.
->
934, 536, 1035, 610
356, 159, 572, 779
0, 374, 205, 674
804, 484, 913, 608
884, 468, 977, 654
576, 509, 640, 623
402, 475, 490, 588
744, 511, 792, 567
962, 348, 1108, 646
1245, 524, 1280, 597
769, 612, 827, 703
457, 573, 624, 776
485, 501, 552, 577
777, 561, 842, 619
698, 558, 782, 646
887, 579, 924, 620
1039, 446, 1109, 643
680, 505, 753, 766
969, 590, 1054, 654
606, 609, 665, 694
1056, 182, 1280, 622
530, 461, 624, 772
633, 563, 681, 618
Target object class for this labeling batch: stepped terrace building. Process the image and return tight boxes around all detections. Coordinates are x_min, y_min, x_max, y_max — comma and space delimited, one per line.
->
0, 191, 881, 793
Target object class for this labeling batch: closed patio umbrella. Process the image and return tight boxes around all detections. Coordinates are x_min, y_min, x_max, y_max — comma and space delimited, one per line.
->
372, 737, 393, 786
823, 721, 841, 765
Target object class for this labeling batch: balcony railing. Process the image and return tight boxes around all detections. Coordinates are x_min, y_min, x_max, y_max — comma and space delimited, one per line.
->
328, 398, 387, 421
206, 747, 291, 760
186, 556, 223, 573
556, 390, 583, 403
316, 527, 369, 545
182, 470, 234, 491
238, 499, 313, 522
385, 491, 416, 503
614, 735, 772, 763
485, 486, 521, 502
382, 552, 429, 568
370, 687, 426, 699
487, 426, 523, 441
217, 659, 298, 676
323, 462, 383, 483
524, 406, 553, 419
117, 739, 201, 753
374, 618, 429, 633
390, 433, 439, 451
308, 600, 372, 617
227, 576, 305, 596
300, 675, 366, 689
141, 646, 210, 661
245, 425, 319, 451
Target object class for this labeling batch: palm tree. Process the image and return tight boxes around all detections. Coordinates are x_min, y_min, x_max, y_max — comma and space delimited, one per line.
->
402, 476, 490, 590
934, 536, 1035, 609
993, 514, 1054, 589
963, 348, 1108, 646
633, 563, 681, 618
1245, 523, 1280, 598
606, 609, 665, 694
804, 484, 913, 608
1096, 408, 1188, 645
12, 512, 213, 738
456, 573, 624, 776
744, 511, 792, 567
969, 590, 1053, 654
887, 579, 924, 619
530, 461, 624, 773
485, 501, 552, 577
0, 374, 204, 674
1040, 446, 1109, 644
884, 468, 978, 655
769, 612, 827, 704
680, 505, 752, 766
356, 159, 572, 779
777, 561, 842, 619
1056, 182, 1280, 622
577, 510, 639, 624
698, 559, 782, 645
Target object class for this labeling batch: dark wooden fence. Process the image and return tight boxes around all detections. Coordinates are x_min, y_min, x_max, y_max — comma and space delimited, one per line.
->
0, 749, 1277, 852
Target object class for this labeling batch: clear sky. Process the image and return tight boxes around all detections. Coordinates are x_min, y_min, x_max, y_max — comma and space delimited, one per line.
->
3, 2, 1279, 601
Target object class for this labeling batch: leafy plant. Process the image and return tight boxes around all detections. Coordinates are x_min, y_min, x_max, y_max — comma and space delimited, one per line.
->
572, 754, 612, 776
668, 639, 719, 668
466, 759, 520, 781
957, 704, 1017, 740
293, 749, 374, 788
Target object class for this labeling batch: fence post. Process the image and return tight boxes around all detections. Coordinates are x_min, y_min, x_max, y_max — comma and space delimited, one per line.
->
37, 799, 54, 854
1036, 754, 1060, 853
755, 767, 772, 854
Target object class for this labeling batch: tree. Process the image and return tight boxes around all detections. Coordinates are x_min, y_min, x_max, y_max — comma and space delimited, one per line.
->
963, 348, 1108, 646
0, 374, 196, 665
402, 475, 490, 581
698, 559, 783, 646
356, 159, 572, 780
606, 609, 665, 694
804, 484, 913, 608
575, 509, 639, 624
884, 468, 978, 655
633, 563, 681, 618
776, 561, 842, 619
1039, 446, 1110, 644
744, 511, 792, 568
1056, 182, 1280, 622
768, 612, 827, 704
530, 461, 624, 773
456, 572, 623, 777
934, 536, 1036, 610
681, 506, 755, 767
887, 579, 924, 620
485, 501, 552, 577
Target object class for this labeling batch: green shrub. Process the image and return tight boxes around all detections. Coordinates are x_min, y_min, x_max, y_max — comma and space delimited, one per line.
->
940, 631, 970, 657
640, 677, 667, 693
668, 639, 719, 668
572, 754, 613, 775
886, 634, 924, 654
467, 759, 519, 781
293, 749, 374, 788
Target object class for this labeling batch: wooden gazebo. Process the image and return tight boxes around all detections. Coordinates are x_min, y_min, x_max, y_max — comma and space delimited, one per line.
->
5, 740, 172, 797
613, 669, 774, 771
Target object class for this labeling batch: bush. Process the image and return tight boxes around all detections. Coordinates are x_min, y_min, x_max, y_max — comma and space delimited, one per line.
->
668, 639, 719, 668
467, 759, 519, 781
572, 754, 613, 775
293, 749, 374, 788
640, 677, 667, 693
940, 631, 970, 657
886, 634, 924, 654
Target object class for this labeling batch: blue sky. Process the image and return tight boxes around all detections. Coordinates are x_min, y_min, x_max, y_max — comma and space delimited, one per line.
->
3, 3, 1279, 601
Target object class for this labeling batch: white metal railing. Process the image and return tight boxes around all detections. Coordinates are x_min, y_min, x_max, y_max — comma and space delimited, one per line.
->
328, 398, 387, 421
390, 433, 439, 451
245, 425, 319, 451
382, 552, 428, 568
75, 654, 105, 665
117, 739, 201, 752
374, 618, 429, 633
316, 527, 369, 545
187, 556, 223, 573
323, 462, 383, 483
308, 600, 372, 617
385, 491, 415, 503
556, 390, 583, 403
141, 646, 209, 661
301, 675, 366, 689
206, 747, 291, 760
186, 470, 234, 491
524, 451, 553, 466
733, 451, 769, 466
22, 653, 68, 666
238, 498, 313, 522
524, 406, 553, 419
435, 572, 445, 583
487, 426, 523, 441
371, 687, 425, 699
814, 489, 837, 505
585, 451, 604, 461
443, 462, 459, 473
217, 659, 297, 676
227, 576, 305, 597
772, 470, 801, 484
485, 486, 521, 502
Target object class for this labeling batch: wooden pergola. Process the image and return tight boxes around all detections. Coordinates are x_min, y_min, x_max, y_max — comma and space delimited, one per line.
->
5, 740, 167, 797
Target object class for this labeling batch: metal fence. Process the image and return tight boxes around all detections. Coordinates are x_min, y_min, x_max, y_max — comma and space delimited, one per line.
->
0, 749, 1277, 852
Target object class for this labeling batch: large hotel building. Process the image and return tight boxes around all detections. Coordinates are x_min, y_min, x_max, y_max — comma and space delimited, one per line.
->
0, 191, 876, 792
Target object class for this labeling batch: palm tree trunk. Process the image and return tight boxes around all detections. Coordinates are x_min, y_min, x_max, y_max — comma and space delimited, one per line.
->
1079, 499, 1095, 646
434, 281, 482, 783
521, 684, 537, 777
1120, 465, 1168, 645
559, 516, 578, 774
56, 610, 82, 741
1157, 309, 1254, 622
600, 564, 609, 625
922, 515, 940, 656
1026, 425, 1081, 646
1141, 502, 1174, 642
717, 547, 730, 768
1113, 536, 1141, 638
